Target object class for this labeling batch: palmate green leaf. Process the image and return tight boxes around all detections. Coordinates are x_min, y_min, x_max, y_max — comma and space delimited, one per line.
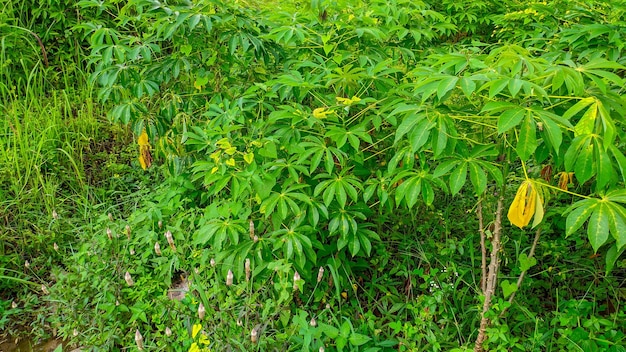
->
459, 76, 476, 97
497, 106, 526, 133
516, 115, 537, 160
574, 143, 594, 184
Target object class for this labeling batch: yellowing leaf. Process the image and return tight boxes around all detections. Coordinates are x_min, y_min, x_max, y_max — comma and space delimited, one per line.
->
557, 172, 574, 190
138, 130, 150, 146
225, 146, 237, 155
244, 152, 254, 164
192, 324, 202, 339
313, 107, 332, 119
507, 180, 541, 228
188, 343, 200, 352
226, 158, 236, 167
137, 130, 152, 170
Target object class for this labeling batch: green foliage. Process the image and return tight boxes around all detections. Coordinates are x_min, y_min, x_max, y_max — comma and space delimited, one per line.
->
2, 0, 626, 350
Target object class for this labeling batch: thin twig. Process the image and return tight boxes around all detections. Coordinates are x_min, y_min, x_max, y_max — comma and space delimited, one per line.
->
499, 227, 542, 317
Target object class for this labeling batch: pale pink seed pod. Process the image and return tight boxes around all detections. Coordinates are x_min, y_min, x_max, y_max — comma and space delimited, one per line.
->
11, 301, 17, 309
125, 271, 134, 286
52, 210, 59, 220
41, 284, 49, 295
106, 228, 112, 240
135, 329, 144, 350
165, 231, 176, 251
158, 220, 163, 229
226, 269, 234, 286
125, 225, 131, 239
317, 267, 324, 283
154, 242, 162, 255
53, 243, 59, 251
293, 271, 301, 291
115, 300, 120, 306
210, 258, 216, 267
108, 213, 114, 221
310, 317, 317, 327
165, 327, 172, 337
245, 258, 251, 282
249, 220, 255, 239
319, 346, 325, 352
25, 260, 30, 268
198, 303, 206, 320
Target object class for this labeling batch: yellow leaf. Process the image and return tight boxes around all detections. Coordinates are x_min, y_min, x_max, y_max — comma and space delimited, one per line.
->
225, 147, 237, 155
138, 130, 150, 146
244, 152, 254, 164
192, 324, 202, 339
507, 180, 538, 228
188, 343, 200, 352
226, 158, 236, 167
313, 107, 332, 119
138, 130, 152, 170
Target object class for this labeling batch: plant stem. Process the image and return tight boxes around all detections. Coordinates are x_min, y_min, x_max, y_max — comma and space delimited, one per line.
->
477, 199, 487, 294
500, 227, 542, 317
474, 195, 504, 352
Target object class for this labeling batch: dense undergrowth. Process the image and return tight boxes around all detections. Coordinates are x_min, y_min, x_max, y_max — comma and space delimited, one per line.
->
1, 0, 625, 351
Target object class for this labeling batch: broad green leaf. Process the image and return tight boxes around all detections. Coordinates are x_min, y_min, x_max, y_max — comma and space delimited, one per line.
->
574, 102, 597, 136
605, 244, 625, 275
468, 162, 487, 195
606, 203, 626, 249
394, 112, 426, 144
500, 280, 518, 298
459, 77, 476, 97
539, 115, 562, 152
408, 119, 434, 153
437, 76, 458, 100
488, 78, 509, 98
563, 97, 594, 120
587, 204, 609, 253
497, 107, 526, 134
449, 163, 467, 196
349, 333, 372, 346
508, 78, 523, 98
516, 115, 537, 160
595, 144, 612, 191
574, 144, 594, 184
519, 253, 537, 271
565, 199, 598, 236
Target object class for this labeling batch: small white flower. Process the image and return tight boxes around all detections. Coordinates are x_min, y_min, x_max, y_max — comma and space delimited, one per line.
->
165, 327, 172, 337
52, 210, 59, 220
210, 258, 216, 267
108, 213, 113, 221
317, 267, 324, 283
53, 243, 59, 251
106, 228, 112, 240
293, 271, 301, 291
310, 317, 317, 327
41, 284, 49, 295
